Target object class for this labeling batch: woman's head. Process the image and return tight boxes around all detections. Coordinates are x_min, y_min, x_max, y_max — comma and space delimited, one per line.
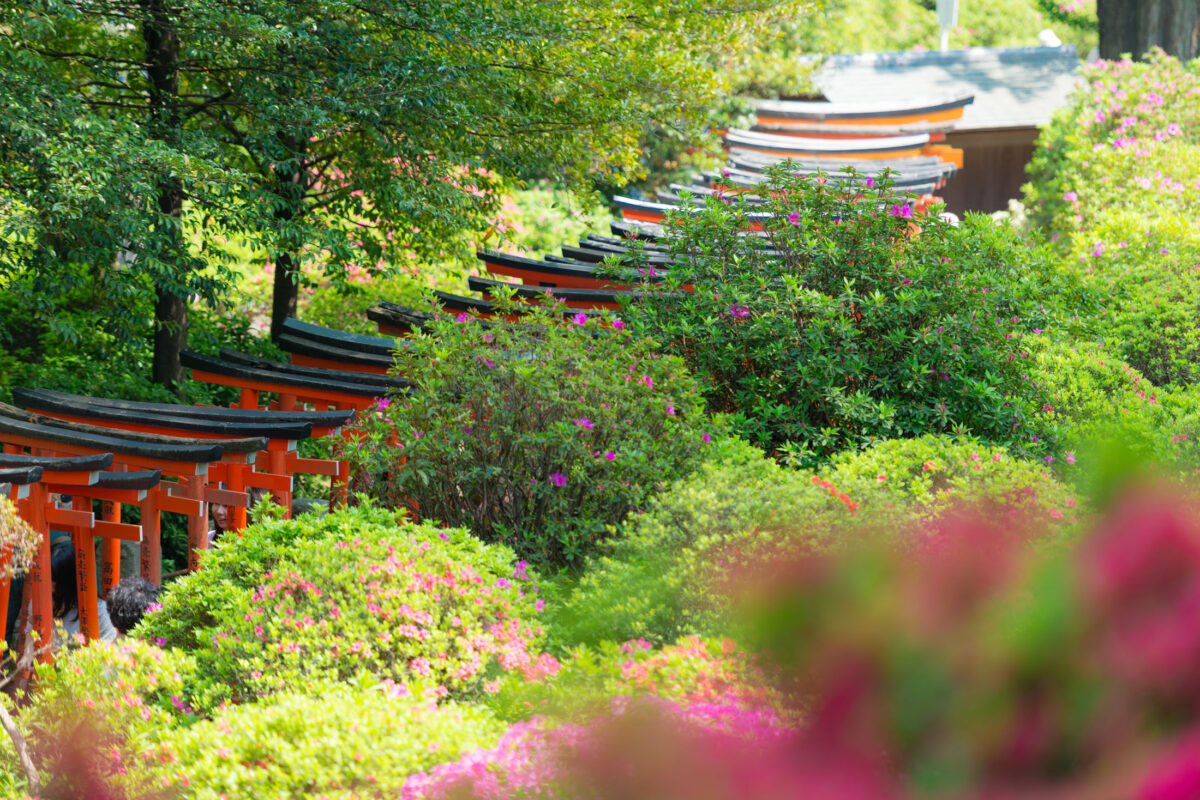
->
211, 502, 230, 532
50, 541, 77, 617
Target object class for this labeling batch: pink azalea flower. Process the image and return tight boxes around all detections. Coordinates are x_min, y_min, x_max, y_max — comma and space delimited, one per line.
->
574, 418, 594, 430
786, 212, 802, 225
604, 451, 616, 461
548, 473, 567, 487
572, 312, 589, 326
612, 319, 626, 330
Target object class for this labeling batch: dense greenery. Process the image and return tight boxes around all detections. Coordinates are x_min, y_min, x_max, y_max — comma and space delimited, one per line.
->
620, 169, 1056, 463
137, 505, 549, 713
23, 9, 1200, 800
0, 0, 805, 386
342, 297, 718, 570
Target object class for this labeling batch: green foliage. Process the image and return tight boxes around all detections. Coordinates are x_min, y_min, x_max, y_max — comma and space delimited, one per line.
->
150, 683, 502, 799
823, 434, 1081, 527
549, 436, 849, 649
1024, 51, 1200, 387
136, 504, 547, 713
1, 639, 195, 799
342, 297, 719, 570
621, 170, 1054, 464
1031, 339, 1200, 475
484, 635, 784, 725
0, 0, 813, 363
489, 182, 611, 258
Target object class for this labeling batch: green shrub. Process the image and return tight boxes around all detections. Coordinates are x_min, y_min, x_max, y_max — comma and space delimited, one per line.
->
554, 434, 1081, 650
150, 682, 502, 799
484, 635, 786, 726
620, 169, 1055, 463
341, 296, 720, 570
824, 434, 1081, 528
1023, 51, 1200, 388
549, 436, 854, 649
137, 504, 549, 713
0, 639, 195, 798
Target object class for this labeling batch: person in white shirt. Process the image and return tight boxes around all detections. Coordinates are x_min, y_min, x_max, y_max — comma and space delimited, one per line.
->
50, 540, 117, 647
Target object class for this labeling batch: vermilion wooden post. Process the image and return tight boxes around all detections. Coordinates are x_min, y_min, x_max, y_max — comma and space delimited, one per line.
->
71, 495, 100, 643
185, 476, 207, 572
99, 498, 121, 596
139, 491, 162, 586
0, 483, 15, 642
22, 483, 51, 660
228, 463, 248, 532
333, 401, 353, 510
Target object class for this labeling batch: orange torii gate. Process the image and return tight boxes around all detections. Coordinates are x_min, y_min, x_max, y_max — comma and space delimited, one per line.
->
0, 412, 240, 591
0, 453, 160, 650
179, 350, 388, 508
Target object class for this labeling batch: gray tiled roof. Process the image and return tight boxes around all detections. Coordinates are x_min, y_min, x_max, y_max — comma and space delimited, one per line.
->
813, 45, 1083, 131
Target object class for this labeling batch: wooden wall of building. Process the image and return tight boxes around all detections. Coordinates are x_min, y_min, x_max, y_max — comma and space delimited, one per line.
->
939, 127, 1039, 215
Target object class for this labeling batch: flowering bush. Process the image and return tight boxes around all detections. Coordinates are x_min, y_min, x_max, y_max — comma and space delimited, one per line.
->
137, 504, 550, 713
823, 434, 1082, 529
549, 435, 856, 648
418, 486, 1200, 800
620, 167, 1054, 464
483, 635, 789, 731
1, 639, 195, 798
732, 486, 1200, 797
403, 695, 804, 800
340, 295, 719, 569
149, 683, 503, 799
1024, 50, 1200, 387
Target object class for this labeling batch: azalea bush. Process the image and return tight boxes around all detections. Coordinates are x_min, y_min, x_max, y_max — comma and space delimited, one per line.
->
483, 634, 789, 728
823, 434, 1082, 529
1024, 50, 1200, 387
341, 296, 720, 570
137, 504, 551, 713
414, 486, 1200, 800
549, 435, 855, 648
620, 167, 1054, 464
1, 639, 195, 799
150, 683, 503, 799
404, 695, 799, 800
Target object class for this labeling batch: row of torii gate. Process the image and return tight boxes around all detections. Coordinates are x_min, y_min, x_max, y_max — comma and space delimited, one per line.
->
2, 91, 975, 657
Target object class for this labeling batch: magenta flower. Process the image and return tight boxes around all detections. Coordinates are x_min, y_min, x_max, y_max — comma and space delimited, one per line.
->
786, 212, 802, 226
374, 397, 390, 411
573, 417, 594, 430
1066, 452, 1076, 465
666, 403, 676, 416
1063, 191, 1078, 202
604, 451, 616, 461
702, 433, 711, 443
455, 312, 471, 323
640, 375, 654, 389
612, 319, 626, 330
889, 204, 913, 219
548, 473, 567, 487
1169, 122, 1182, 135
865, 177, 875, 187
572, 312, 589, 326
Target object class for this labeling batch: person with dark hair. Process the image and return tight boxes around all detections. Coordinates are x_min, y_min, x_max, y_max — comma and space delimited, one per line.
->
105, 576, 160, 635
49, 540, 117, 646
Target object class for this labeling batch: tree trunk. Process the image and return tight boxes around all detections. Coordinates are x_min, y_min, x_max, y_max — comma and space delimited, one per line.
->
141, 0, 188, 390
270, 248, 300, 341
269, 134, 307, 342
1098, 0, 1200, 61
153, 286, 188, 389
